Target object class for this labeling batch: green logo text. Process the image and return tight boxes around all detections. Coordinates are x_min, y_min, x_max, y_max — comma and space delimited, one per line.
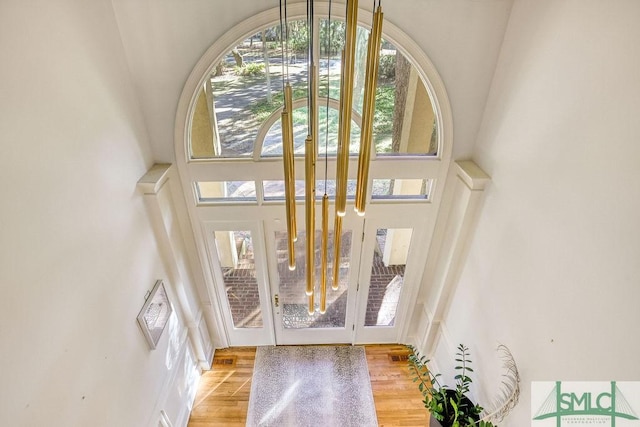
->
533, 381, 639, 426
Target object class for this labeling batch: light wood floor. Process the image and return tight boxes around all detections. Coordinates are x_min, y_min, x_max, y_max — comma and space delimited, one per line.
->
188, 344, 430, 427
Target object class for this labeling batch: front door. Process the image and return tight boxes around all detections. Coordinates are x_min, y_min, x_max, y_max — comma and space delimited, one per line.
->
265, 205, 427, 345
265, 213, 365, 345
201, 207, 427, 347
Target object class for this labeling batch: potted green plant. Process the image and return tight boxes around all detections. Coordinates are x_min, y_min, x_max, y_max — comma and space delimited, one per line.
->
408, 344, 496, 427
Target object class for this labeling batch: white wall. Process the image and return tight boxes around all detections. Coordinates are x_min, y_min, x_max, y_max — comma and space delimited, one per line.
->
436, 0, 640, 424
0, 0, 195, 425
110, 0, 513, 162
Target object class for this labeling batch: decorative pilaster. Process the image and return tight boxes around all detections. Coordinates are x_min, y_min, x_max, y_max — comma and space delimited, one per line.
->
416, 160, 490, 355
137, 164, 214, 369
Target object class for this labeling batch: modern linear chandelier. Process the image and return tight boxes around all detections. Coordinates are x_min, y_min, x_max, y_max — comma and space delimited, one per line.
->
279, 0, 383, 314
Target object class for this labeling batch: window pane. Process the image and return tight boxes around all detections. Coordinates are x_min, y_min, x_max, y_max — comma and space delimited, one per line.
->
371, 179, 431, 200
375, 43, 438, 156
261, 106, 361, 157
191, 21, 309, 158
263, 180, 356, 200
365, 228, 413, 327
196, 181, 256, 202
261, 106, 312, 157
319, 20, 344, 99
213, 230, 263, 328
263, 180, 305, 200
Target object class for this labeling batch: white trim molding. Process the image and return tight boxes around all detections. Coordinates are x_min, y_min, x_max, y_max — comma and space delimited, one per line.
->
147, 326, 200, 427
416, 160, 491, 356
137, 164, 224, 356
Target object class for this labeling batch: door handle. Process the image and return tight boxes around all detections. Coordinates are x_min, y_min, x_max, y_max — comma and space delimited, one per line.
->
274, 294, 279, 307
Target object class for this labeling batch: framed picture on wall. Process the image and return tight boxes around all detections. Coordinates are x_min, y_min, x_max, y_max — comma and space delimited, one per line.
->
137, 280, 173, 349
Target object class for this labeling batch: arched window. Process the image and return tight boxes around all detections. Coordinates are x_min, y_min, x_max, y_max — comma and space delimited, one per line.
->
175, 4, 452, 347
189, 18, 438, 162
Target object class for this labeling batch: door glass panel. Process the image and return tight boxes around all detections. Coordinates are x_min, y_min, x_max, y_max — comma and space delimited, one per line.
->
365, 228, 413, 326
274, 230, 352, 328
212, 230, 263, 328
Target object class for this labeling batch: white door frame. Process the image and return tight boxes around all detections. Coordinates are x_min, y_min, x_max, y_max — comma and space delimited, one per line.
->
353, 208, 429, 344
202, 220, 276, 346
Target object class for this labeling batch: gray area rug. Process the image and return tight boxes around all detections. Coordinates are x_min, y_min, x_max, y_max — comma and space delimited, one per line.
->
246, 346, 378, 427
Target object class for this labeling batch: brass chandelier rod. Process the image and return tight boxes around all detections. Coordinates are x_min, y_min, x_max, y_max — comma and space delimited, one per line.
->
281, 0, 384, 312
320, 193, 329, 311
355, 1, 383, 216
332, 0, 358, 291
335, 0, 358, 218
280, 0, 297, 271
